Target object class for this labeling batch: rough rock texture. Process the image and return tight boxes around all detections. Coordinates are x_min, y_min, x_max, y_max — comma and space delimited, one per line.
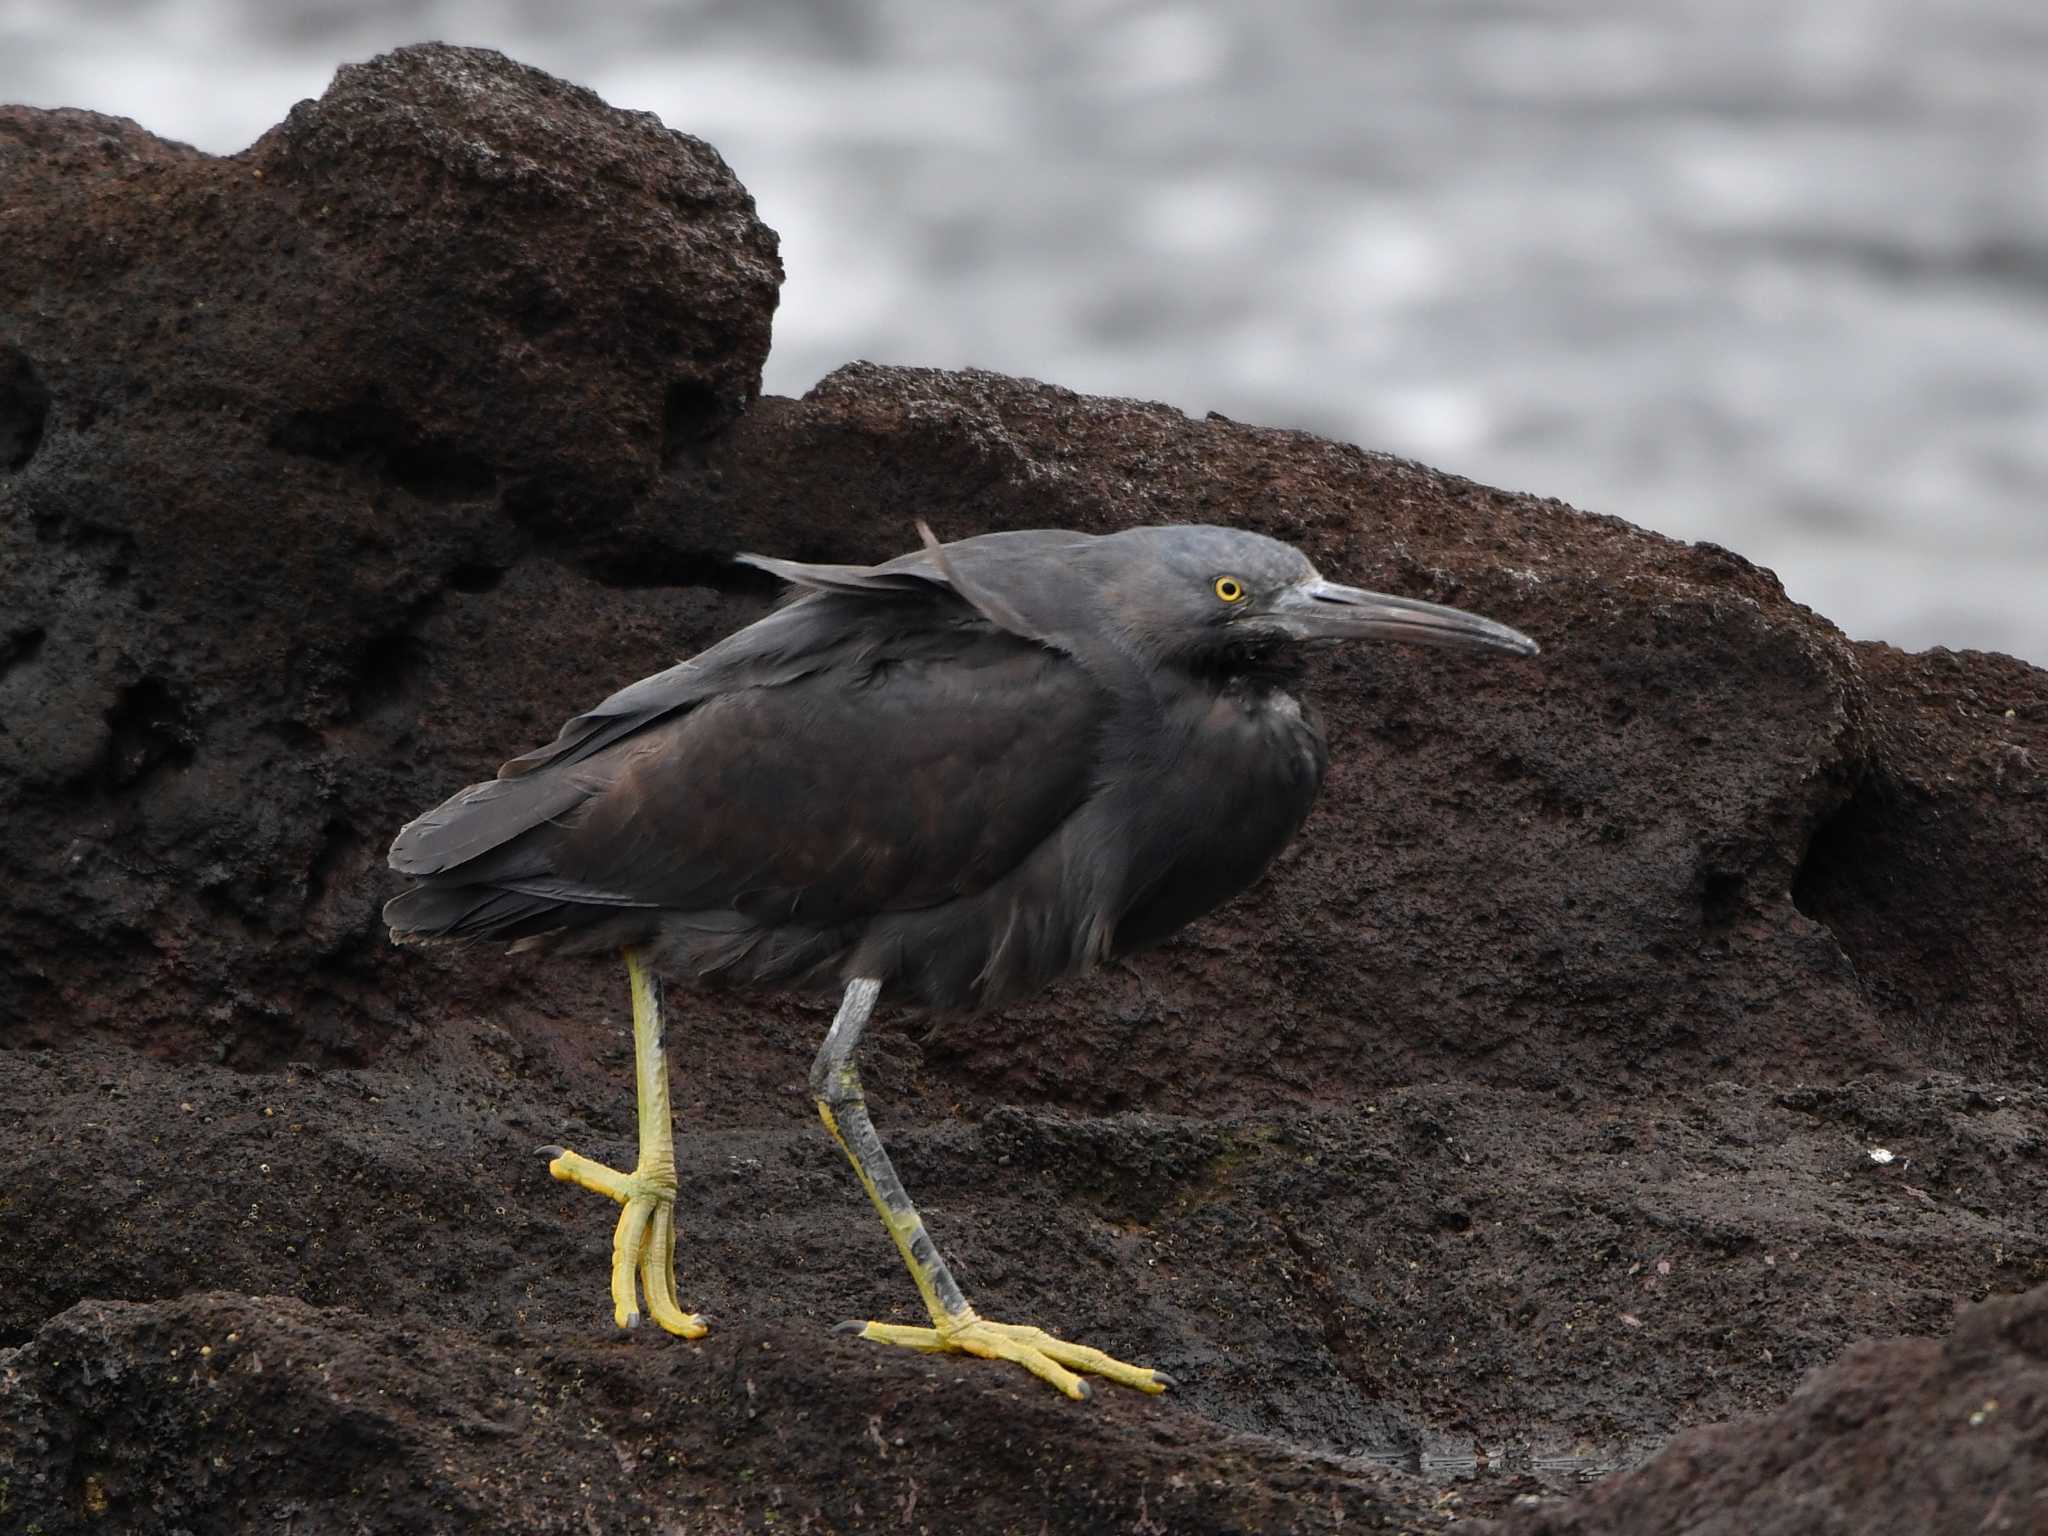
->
0, 43, 780, 1060
2, 1290, 1445, 1534
1496, 1283, 2048, 1535
3, 43, 2045, 1536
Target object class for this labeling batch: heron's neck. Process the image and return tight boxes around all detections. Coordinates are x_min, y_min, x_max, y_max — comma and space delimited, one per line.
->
1179, 638, 1307, 692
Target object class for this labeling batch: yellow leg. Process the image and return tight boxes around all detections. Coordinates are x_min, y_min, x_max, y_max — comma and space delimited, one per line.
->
543, 946, 707, 1338
811, 979, 1173, 1401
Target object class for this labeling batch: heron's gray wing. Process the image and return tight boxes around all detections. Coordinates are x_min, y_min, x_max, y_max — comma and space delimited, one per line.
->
736, 529, 1090, 597
389, 530, 1100, 884
390, 594, 878, 876
486, 628, 1107, 926
738, 528, 1098, 654
492, 531, 1096, 794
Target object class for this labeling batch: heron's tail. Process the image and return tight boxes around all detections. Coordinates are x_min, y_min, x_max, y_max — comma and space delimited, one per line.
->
384, 884, 566, 946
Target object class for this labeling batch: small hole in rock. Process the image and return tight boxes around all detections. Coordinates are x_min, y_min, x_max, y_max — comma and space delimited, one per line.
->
445, 562, 506, 594
0, 346, 52, 472
662, 378, 723, 465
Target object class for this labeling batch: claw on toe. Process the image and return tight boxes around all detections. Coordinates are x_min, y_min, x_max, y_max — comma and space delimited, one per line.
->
837, 1315, 1170, 1399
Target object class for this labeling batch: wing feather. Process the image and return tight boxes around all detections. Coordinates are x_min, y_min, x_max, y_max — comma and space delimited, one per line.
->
533, 633, 1105, 926
389, 529, 1105, 884
386, 557, 1110, 950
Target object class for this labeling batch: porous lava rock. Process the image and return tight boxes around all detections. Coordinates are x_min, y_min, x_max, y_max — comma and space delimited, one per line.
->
0, 43, 780, 1059
1495, 1281, 2048, 1535
2, 42, 2043, 1536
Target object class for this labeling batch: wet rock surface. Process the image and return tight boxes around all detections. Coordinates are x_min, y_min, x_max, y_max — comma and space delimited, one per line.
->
3, 43, 2044, 1535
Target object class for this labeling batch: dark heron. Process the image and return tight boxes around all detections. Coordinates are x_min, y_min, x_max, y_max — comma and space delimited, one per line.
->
385, 522, 1536, 1399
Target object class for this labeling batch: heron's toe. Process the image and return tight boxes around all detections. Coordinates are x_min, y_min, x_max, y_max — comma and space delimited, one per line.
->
635, 1196, 710, 1338
546, 1144, 636, 1204
1016, 1327, 1171, 1395
837, 1315, 1169, 1399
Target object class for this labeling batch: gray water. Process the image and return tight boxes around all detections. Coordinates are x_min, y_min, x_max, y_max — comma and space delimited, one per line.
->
7, 0, 2047, 662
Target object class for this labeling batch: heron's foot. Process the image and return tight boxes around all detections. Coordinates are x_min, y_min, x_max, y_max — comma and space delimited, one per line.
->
836, 1313, 1173, 1401
543, 1145, 709, 1338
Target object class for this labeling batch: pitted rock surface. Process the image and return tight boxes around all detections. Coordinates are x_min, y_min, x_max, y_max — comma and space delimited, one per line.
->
2, 43, 2043, 1536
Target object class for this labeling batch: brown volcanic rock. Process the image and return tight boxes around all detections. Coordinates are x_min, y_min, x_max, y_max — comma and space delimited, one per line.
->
0, 1291, 1447, 1534
0, 44, 780, 1057
2, 1036, 2043, 1530
1495, 1282, 2048, 1535
4, 46, 778, 505
1792, 643, 2048, 1071
3, 43, 2047, 1536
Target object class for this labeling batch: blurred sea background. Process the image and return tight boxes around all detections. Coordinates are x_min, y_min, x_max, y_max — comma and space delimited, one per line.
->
6, 0, 2045, 662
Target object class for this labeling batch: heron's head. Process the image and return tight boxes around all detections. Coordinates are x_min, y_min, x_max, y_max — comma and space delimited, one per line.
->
1084, 525, 1539, 668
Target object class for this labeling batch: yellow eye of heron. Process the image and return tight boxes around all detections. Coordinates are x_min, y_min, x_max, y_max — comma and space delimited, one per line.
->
1214, 576, 1246, 603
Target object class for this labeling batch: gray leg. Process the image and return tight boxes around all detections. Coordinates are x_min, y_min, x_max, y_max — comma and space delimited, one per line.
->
809, 977, 972, 1323
809, 977, 1174, 1400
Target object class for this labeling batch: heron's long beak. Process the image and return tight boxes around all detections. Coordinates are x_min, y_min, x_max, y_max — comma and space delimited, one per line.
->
1271, 578, 1539, 656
